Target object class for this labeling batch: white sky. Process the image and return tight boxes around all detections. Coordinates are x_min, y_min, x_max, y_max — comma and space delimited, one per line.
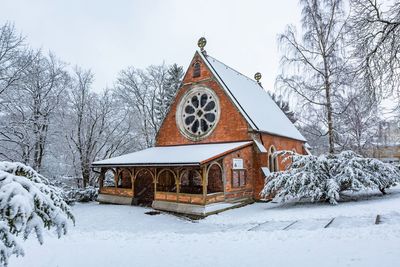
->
0, 0, 301, 93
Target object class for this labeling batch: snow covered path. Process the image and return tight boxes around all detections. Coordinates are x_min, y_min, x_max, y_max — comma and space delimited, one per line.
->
12, 187, 400, 267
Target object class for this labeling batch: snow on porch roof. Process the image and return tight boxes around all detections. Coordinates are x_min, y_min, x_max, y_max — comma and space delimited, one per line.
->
200, 52, 307, 142
91, 141, 253, 167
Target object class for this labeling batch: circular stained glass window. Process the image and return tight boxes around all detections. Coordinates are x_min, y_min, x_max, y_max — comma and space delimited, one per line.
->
176, 87, 220, 140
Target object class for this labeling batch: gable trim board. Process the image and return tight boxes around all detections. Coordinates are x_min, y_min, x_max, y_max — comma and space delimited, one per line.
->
198, 51, 306, 142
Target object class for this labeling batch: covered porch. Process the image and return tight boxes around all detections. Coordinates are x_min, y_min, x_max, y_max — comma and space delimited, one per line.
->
92, 141, 253, 216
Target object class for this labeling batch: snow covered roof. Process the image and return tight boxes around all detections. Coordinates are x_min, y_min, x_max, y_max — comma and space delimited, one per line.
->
261, 167, 270, 177
200, 52, 306, 142
253, 139, 268, 153
92, 141, 253, 167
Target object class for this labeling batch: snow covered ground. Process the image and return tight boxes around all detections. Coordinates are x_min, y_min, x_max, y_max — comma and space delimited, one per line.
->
12, 186, 400, 267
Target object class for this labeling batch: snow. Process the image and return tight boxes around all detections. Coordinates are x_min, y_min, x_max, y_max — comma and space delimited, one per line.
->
11, 186, 400, 267
92, 141, 252, 166
261, 167, 270, 177
201, 53, 306, 142
0, 161, 73, 266
253, 138, 268, 153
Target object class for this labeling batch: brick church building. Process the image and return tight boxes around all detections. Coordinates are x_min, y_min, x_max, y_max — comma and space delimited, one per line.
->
92, 39, 308, 216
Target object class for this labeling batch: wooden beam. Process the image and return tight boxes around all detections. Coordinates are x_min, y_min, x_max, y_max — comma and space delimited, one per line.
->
202, 165, 207, 205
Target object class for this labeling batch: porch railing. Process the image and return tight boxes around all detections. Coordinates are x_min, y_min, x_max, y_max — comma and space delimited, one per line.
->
100, 186, 133, 197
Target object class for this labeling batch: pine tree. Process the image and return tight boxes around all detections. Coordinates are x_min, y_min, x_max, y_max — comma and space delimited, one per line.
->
269, 92, 297, 124
155, 64, 183, 124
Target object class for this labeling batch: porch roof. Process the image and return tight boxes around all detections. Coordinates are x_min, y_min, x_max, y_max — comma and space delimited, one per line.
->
92, 141, 253, 167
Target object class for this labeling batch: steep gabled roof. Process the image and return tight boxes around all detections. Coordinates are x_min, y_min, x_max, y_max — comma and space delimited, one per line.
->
199, 52, 306, 142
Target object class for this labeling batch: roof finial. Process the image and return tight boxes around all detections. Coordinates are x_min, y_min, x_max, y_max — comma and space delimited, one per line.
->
197, 37, 207, 54
254, 72, 262, 87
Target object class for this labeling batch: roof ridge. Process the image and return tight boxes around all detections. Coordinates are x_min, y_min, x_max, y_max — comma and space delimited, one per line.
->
205, 54, 260, 86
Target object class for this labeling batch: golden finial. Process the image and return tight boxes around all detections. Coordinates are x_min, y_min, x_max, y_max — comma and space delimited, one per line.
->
197, 37, 207, 52
254, 72, 262, 86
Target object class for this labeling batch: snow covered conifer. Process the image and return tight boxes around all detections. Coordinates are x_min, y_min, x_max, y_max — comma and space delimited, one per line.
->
155, 64, 183, 124
269, 92, 297, 124
0, 161, 74, 266
261, 151, 400, 204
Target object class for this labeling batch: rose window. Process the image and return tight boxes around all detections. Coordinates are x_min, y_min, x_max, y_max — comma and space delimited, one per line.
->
176, 87, 220, 140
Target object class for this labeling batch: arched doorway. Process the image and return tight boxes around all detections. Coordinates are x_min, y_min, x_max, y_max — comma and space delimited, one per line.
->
207, 163, 223, 193
180, 169, 203, 194
134, 169, 154, 206
156, 169, 176, 192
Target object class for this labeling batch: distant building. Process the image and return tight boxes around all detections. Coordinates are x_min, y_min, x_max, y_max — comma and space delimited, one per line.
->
372, 120, 400, 164
372, 144, 400, 164
91, 39, 308, 216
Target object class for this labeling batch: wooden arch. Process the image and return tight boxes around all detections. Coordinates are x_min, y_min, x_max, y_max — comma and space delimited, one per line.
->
206, 161, 224, 193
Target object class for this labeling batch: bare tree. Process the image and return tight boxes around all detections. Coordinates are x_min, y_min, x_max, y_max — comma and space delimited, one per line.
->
0, 22, 32, 96
115, 63, 183, 148
0, 52, 69, 171
65, 68, 136, 187
277, 0, 348, 153
348, 0, 400, 105
335, 92, 380, 155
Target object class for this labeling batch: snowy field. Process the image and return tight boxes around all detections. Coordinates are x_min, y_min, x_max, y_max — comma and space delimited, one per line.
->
12, 186, 400, 267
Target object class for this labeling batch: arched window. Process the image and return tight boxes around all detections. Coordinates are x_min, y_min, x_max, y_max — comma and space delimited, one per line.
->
193, 61, 201, 78
268, 146, 279, 172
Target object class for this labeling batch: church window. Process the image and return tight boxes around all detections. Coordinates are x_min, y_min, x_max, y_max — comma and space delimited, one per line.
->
268, 146, 279, 172
176, 87, 220, 140
193, 62, 201, 77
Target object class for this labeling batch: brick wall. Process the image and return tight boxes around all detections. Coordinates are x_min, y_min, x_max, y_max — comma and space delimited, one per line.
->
222, 145, 254, 200
156, 52, 251, 146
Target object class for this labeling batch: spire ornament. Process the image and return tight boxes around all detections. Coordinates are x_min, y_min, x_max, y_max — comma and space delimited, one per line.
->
254, 72, 262, 86
197, 37, 207, 53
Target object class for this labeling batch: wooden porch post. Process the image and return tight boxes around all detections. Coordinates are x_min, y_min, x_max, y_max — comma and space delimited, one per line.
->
176, 168, 180, 202
202, 165, 207, 205
130, 167, 135, 197
113, 168, 118, 188
153, 168, 157, 198
99, 168, 105, 189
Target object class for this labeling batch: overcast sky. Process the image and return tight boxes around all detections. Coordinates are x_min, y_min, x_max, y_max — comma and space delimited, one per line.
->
0, 0, 302, 92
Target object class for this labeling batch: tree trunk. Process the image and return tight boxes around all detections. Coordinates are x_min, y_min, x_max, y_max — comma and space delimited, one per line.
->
379, 187, 386, 195
326, 94, 335, 154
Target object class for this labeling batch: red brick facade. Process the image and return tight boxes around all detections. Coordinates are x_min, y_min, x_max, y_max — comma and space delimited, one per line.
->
155, 52, 306, 201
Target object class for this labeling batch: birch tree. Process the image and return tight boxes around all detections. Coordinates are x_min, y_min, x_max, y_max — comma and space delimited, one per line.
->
277, 0, 348, 153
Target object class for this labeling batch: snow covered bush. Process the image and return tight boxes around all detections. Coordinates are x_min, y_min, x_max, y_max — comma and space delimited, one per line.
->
64, 186, 98, 203
261, 151, 400, 204
0, 161, 74, 266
